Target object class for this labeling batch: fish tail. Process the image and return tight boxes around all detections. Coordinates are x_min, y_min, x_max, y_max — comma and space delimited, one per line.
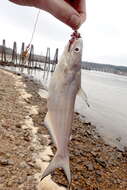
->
41, 151, 71, 185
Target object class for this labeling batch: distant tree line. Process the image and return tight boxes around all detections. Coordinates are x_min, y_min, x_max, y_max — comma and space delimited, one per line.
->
82, 61, 127, 76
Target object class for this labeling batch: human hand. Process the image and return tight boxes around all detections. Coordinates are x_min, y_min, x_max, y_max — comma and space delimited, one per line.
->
9, 0, 86, 30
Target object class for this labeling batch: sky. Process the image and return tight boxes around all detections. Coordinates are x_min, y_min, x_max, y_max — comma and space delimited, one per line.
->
0, 0, 127, 66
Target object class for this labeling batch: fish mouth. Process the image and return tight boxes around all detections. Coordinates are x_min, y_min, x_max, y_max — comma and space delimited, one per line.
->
68, 31, 81, 52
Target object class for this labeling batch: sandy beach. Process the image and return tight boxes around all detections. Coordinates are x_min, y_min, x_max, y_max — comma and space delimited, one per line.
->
0, 68, 127, 190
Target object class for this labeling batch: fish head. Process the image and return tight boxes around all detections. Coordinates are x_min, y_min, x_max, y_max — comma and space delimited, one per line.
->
62, 37, 83, 70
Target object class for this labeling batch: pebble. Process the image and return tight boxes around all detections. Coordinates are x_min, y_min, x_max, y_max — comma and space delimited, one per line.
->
16, 177, 26, 184
9, 135, 15, 141
24, 136, 31, 142
27, 161, 35, 167
95, 158, 107, 168
5, 153, 11, 158
8, 160, 14, 165
0, 159, 14, 166
19, 161, 29, 169
85, 163, 94, 171
95, 170, 102, 177
15, 123, 22, 128
91, 151, 98, 157
116, 137, 121, 142
6, 180, 13, 187
96, 176, 102, 183
27, 176, 33, 181
124, 146, 127, 152
29, 146, 34, 151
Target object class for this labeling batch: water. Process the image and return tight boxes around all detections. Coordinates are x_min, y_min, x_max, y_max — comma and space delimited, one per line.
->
76, 70, 127, 149
0, 66, 51, 87
1, 66, 127, 149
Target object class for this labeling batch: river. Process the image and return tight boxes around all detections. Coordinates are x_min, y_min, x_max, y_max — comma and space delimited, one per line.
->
76, 70, 127, 150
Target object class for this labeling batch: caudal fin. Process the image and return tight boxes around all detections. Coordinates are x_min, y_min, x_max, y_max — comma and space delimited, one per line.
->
41, 151, 71, 185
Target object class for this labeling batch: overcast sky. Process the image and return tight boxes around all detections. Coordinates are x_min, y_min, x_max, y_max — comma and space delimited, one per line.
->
0, 0, 127, 66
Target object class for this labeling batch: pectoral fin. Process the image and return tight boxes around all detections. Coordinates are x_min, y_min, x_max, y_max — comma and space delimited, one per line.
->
78, 88, 90, 107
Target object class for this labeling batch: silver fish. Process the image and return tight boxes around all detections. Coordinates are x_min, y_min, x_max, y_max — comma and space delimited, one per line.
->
41, 33, 88, 187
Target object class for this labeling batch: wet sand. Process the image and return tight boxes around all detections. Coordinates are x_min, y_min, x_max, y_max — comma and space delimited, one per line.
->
0, 69, 127, 190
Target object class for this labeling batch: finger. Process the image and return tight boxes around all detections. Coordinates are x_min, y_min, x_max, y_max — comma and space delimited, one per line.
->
65, 0, 86, 23
77, 0, 86, 23
78, 0, 86, 23
37, 0, 82, 29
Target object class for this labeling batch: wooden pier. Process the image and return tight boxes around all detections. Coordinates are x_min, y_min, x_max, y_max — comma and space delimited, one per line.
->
0, 39, 58, 73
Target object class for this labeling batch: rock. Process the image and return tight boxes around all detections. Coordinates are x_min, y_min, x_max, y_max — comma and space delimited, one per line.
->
95, 158, 107, 168
27, 161, 35, 167
0, 159, 14, 166
24, 136, 31, 142
9, 135, 15, 141
116, 137, 121, 142
7, 160, 14, 165
75, 112, 79, 115
6, 180, 13, 187
84, 121, 91, 125
16, 123, 22, 128
5, 153, 11, 158
124, 146, 127, 152
96, 176, 102, 183
81, 173, 89, 179
95, 170, 102, 177
29, 146, 34, 151
85, 163, 94, 171
27, 176, 33, 181
79, 115, 86, 122
16, 177, 26, 184
37, 128, 42, 134
17, 73, 21, 76
110, 178, 118, 184
86, 130, 92, 136
0, 170, 6, 177
19, 161, 29, 169
23, 131, 31, 141
91, 151, 98, 157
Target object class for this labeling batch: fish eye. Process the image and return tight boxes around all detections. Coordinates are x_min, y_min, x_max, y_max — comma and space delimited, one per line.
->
74, 47, 80, 52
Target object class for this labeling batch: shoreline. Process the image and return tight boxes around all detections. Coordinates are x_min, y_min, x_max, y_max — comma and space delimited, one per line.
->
0, 68, 127, 190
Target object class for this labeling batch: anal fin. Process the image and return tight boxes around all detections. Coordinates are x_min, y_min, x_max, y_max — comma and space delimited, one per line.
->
78, 88, 90, 107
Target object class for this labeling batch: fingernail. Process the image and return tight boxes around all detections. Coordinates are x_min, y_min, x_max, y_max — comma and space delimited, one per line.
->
69, 14, 81, 30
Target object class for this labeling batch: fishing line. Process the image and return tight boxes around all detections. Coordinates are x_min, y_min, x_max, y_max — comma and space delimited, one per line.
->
28, 9, 40, 47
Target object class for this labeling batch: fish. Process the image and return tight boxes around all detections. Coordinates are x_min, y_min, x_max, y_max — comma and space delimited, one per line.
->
41, 31, 89, 187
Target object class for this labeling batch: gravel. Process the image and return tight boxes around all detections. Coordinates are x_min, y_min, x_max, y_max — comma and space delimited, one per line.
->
0, 68, 127, 190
